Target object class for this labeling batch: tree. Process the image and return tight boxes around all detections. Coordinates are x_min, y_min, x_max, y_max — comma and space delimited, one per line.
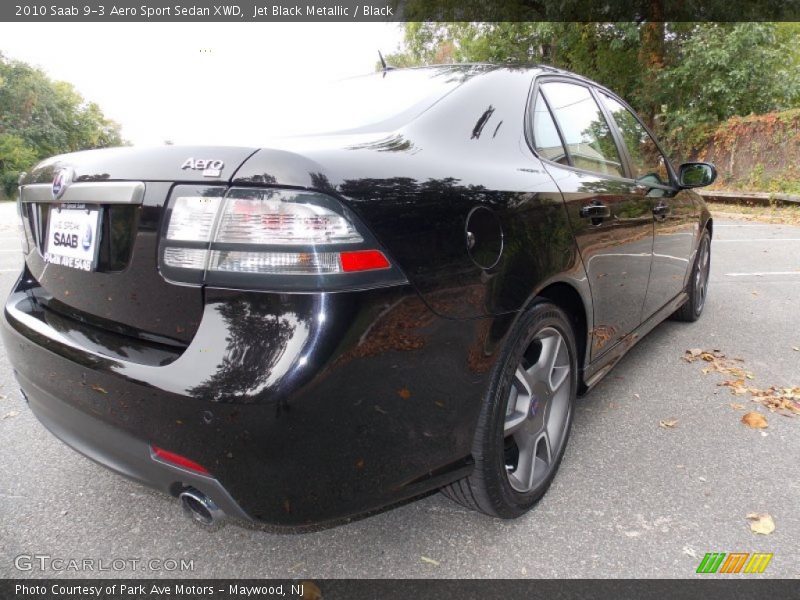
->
0, 133, 37, 196
659, 24, 798, 143
0, 52, 126, 196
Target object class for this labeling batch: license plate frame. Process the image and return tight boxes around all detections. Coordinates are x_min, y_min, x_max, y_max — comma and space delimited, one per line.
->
43, 204, 103, 272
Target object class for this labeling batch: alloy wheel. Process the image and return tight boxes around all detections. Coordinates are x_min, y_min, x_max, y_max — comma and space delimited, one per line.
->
695, 236, 710, 313
503, 327, 572, 493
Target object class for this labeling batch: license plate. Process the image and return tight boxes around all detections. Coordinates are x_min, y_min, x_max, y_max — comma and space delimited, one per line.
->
43, 204, 102, 271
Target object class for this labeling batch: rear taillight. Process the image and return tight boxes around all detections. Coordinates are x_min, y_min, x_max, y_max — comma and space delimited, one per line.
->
159, 186, 405, 291
214, 192, 363, 245
340, 249, 391, 272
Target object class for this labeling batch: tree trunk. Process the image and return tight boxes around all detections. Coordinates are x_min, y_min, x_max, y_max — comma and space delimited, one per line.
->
639, 2, 666, 130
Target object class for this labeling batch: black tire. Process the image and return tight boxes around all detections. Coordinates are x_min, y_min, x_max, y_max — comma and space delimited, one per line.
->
441, 302, 578, 518
672, 229, 711, 322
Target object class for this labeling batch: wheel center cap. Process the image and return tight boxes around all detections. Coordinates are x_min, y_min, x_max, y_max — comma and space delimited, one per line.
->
529, 397, 539, 418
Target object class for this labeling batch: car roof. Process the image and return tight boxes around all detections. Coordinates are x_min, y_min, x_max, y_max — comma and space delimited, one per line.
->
387, 62, 596, 84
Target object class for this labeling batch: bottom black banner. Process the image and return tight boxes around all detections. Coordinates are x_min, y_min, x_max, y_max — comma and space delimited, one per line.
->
1, 579, 796, 600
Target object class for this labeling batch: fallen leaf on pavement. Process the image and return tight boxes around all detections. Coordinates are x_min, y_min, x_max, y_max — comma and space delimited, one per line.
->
420, 556, 440, 566
729, 403, 745, 410
741, 412, 768, 429
659, 419, 678, 429
90, 384, 108, 394
746, 513, 775, 535
720, 379, 749, 395
1, 411, 19, 420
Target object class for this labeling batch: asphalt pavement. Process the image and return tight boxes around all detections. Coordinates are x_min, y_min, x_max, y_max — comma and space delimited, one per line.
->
0, 200, 797, 578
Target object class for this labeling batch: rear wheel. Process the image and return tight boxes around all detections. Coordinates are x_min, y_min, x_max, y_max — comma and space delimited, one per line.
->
442, 302, 577, 518
672, 229, 711, 322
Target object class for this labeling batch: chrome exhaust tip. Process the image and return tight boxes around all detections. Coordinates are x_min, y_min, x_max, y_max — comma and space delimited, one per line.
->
179, 487, 225, 527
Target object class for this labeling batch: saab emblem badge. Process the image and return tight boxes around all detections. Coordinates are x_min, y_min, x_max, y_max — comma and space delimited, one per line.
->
82, 222, 93, 251
52, 167, 74, 200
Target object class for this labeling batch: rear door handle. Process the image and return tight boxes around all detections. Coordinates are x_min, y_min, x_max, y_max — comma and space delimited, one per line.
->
580, 203, 611, 219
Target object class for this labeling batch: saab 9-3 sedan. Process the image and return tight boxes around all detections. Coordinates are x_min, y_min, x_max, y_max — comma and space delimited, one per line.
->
3, 65, 716, 528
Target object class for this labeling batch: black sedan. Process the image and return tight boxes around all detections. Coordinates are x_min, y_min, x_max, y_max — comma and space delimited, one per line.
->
3, 65, 715, 528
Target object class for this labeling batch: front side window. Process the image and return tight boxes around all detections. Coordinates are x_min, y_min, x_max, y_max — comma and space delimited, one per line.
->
600, 93, 670, 186
540, 82, 623, 177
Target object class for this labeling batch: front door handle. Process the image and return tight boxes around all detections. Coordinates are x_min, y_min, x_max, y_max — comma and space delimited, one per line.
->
653, 202, 670, 218
579, 203, 611, 219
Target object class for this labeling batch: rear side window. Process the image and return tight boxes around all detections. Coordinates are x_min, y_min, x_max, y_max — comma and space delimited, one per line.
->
532, 92, 568, 164
540, 82, 623, 178
600, 93, 670, 186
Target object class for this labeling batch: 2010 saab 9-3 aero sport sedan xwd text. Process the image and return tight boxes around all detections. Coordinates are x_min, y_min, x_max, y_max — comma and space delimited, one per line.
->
3, 65, 716, 528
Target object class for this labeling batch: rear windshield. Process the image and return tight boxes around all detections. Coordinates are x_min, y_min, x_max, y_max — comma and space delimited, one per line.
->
231, 66, 484, 140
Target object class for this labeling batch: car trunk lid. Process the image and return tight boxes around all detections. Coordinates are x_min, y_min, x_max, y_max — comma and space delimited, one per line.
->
18, 146, 257, 346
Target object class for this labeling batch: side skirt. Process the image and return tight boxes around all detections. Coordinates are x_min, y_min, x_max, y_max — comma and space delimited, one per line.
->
580, 291, 689, 394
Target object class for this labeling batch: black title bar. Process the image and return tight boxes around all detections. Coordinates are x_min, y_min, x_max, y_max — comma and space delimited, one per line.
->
4, 0, 800, 22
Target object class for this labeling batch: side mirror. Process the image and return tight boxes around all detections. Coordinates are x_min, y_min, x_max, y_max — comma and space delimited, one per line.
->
678, 162, 717, 188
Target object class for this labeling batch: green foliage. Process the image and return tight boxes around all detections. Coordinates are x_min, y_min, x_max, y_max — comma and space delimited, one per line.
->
385, 23, 800, 159
0, 52, 126, 196
658, 24, 798, 149
0, 133, 37, 196
775, 22, 800, 105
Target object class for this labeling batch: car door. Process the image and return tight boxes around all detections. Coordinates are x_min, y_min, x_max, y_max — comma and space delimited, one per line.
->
597, 92, 701, 320
531, 79, 654, 360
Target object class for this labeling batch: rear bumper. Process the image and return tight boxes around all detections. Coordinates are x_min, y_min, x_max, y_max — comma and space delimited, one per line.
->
2, 274, 503, 527
16, 368, 251, 522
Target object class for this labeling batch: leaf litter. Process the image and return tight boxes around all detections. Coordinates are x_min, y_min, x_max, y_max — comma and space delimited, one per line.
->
684, 349, 799, 419
683, 349, 753, 379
